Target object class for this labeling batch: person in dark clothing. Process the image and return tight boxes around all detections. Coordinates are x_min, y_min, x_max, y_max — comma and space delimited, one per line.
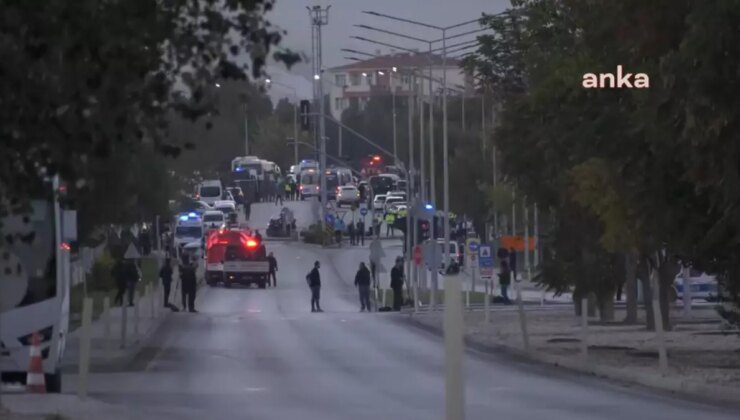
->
267, 252, 278, 287
254, 230, 263, 242
508, 247, 517, 283
357, 220, 365, 246
112, 258, 127, 306
180, 256, 198, 312
123, 259, 140, 307
244, 200, 252, 220
348, 222, 355, 246
354, 262, 372, 311
499, 259, 512, 304
159, 258, 174, 308
306, 261, 322, 312
390, 258, 405, 311
139, 229, 151, 256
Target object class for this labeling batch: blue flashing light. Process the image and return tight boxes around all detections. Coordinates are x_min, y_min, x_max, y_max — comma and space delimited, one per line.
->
235, 167, 244, 172
188, 212, 197, 217
179, 215, 189, 221
424, 204, 433, 210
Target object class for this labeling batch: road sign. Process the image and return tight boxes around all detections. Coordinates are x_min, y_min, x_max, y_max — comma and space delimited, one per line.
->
466, 238, 480, 256
478, 244, 494, 279
123, 242, 141, 260
499, 235, 536, 251
325, 213, 335, 225
360, 207, 368, 216
413, 245, 422, 266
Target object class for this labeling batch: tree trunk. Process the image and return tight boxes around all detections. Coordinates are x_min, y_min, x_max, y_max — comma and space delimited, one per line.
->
624, 250, 638, 324
587, 292, 597, 317
657, 258, 678, 331
599, 295, 615, 322
638, 256, 655, 330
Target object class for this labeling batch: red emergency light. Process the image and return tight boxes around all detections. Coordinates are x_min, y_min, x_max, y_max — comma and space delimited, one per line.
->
246, 239, 258, 249
372, 155, 381, 162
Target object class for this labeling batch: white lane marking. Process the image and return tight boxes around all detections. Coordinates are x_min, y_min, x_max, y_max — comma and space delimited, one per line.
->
244, 387, 267, 392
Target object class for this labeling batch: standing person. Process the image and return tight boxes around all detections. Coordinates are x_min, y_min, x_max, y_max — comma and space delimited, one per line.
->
275, 178, 284, 206
244, 198, 252, 220
390, 257, 405, 311
357, 220, 365, 246
385, 212, 395, 237
159, 258, 174, 308
124, 258, 140, 307
254, 229, 263, 242
139, 227, 152, 256
306, 261, 323, 312
267, 252, 278, 287
180, 255, 198, 312
348, 221, 355, 246
508, 247, 518, 283
284, 181, 292, 202
354, 262, 372, 312
112, 257, 127, 306
373, 217, 381, 239
499, 259, 512, 304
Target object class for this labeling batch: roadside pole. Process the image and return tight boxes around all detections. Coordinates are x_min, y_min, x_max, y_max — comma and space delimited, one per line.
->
580, 297, 589, 360
102, 297, 111, 356
78, 297, 93, 399
681, 265, 692, 318
444, 274, 465, 420
650, 259, 668, 373
484, 278, 490, 323
515, 278, 530, 352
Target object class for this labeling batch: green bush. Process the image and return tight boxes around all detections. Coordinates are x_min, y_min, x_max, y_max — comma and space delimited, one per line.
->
302, 223, 333, 245
88, 250, 116, 292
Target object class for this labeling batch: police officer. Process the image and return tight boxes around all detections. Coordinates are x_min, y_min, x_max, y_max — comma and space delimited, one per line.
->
180, 255, 198, 313
390, 257, 405, 311
267, 252, 278, 287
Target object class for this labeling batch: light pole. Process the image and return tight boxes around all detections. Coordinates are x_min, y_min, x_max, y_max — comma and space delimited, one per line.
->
265, 78, 300, 164
356, 15, 483, 269
308, 5, 330, 234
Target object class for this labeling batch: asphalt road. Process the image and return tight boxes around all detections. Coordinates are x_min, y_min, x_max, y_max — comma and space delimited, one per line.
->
69, 201, 739, 420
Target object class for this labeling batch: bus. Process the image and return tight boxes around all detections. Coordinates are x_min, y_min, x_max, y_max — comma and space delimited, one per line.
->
1, 177, 74, 392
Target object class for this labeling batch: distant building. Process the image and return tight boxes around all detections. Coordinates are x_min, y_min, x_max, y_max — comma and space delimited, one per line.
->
325, 52, 471, 120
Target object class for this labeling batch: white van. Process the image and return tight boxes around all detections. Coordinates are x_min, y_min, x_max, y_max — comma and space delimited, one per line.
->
299, 169, 320, 200
197, 180, 223, 206
174, 212, 204, 255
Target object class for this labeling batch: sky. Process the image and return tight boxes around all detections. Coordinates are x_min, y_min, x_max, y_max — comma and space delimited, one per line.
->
263, 0, 510, 102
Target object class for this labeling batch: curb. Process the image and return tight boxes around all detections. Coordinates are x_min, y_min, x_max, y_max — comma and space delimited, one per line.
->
402, 314, 740, 407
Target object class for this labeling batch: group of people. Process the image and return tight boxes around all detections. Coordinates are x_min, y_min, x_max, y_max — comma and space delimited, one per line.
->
305, 257, 407, 314
332, 219, 367, 246
157, 254, 199, 313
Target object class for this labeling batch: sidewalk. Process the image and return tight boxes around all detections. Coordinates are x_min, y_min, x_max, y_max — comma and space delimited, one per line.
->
407, 305, 740, 406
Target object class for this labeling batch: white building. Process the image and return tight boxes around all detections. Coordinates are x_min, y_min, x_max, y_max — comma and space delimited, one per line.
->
325, 52, 471, 120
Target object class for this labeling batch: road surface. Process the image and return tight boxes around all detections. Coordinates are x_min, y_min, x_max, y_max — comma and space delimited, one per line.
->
60, 201, 739, 420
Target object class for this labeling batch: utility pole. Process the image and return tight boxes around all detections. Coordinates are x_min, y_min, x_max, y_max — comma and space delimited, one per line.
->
428, 46, 436, 209
338, 125, 343, 158
442, 28, 451, 267
309, 4, 330, 232
418, 70, 426, 204
392, 72, 398, 162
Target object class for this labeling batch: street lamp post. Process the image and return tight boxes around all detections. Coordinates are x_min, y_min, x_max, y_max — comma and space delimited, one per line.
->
357, 15, 481, 270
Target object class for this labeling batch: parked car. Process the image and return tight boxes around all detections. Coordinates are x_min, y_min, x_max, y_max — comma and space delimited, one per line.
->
372, 194, 387, 211
383, 195, 405, 213
673, 269, 719, 301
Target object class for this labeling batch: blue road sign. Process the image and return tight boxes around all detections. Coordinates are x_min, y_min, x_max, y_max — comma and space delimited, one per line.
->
468, 240, 479, 254
360, 207, 368, 216
478, 245, 493, 268
325, 213, 335, 225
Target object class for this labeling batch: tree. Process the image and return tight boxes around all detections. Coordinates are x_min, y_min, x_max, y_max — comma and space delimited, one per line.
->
0, 0, 297, 207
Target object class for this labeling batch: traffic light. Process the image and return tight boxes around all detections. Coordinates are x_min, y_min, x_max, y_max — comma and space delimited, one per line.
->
300, 100, 311, 131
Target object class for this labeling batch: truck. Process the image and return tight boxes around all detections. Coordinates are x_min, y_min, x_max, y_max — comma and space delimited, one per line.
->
1, 176, 75, 392
205, 228, 269, 288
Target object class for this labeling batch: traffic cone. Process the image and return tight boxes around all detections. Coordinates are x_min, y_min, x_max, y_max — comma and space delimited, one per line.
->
26, 332, 46, 393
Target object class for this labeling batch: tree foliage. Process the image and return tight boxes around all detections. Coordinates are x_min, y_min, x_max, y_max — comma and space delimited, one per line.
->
463, 0, 740, 322
0, 0, 296, 205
